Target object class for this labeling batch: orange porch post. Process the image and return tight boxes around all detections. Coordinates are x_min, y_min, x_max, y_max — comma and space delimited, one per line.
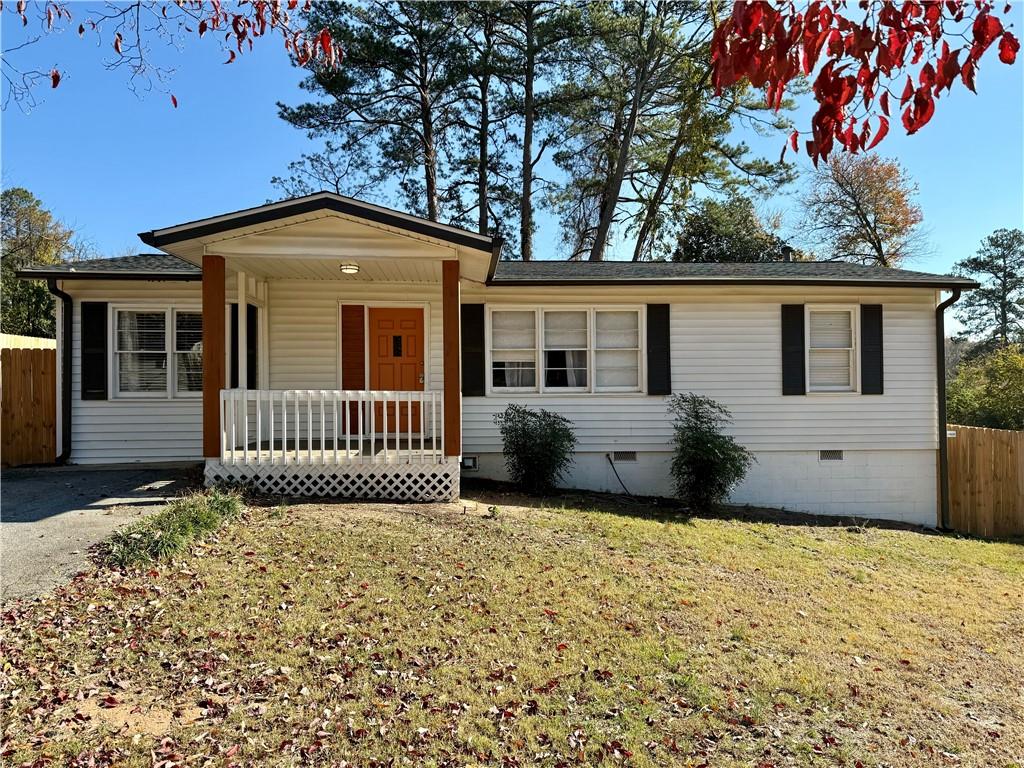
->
442, 259, 461, 458
202, 254, 226, 458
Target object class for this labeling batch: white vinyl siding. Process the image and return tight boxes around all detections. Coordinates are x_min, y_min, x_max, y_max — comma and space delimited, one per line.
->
66, 281, 210, 463
806, 306, 857, 392
463, 285, 939, 453
265, 280, 444, 393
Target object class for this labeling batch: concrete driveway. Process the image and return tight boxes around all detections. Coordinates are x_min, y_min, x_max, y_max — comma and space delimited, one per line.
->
1, 466, 196, 604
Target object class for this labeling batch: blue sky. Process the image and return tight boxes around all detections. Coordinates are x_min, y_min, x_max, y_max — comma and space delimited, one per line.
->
2, 3, 1022, 277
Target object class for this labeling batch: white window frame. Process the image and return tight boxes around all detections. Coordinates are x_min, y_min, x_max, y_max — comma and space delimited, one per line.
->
485, 305, 645, 396
111, 305, 202, 400
804, 304, 859, 394
487, 308, 539, 394
541, 308, 590, 393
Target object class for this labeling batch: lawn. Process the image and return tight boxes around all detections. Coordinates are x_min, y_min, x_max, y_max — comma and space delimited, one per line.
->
2, 488, 1022, 767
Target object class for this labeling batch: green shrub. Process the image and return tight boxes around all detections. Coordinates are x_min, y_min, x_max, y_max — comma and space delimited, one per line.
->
668, 393, 753, 512
102, 489, 243, 568
493, 404, 577, 494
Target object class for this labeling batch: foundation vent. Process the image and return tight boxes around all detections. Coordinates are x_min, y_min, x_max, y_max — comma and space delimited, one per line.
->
612, 451, 638, 463
819, 449, 844, 461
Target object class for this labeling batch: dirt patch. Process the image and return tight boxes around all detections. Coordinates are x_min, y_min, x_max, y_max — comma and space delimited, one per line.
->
77, 696, 173, 736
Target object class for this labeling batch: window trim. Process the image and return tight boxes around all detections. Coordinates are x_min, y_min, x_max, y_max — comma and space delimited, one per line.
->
110, 305, 202, 400
804, 304, 860, 394
485, 305, 646, 396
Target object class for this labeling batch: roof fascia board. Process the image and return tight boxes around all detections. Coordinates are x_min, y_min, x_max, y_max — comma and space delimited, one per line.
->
140, 194, 492, 252
487, 277, 980, 289
15, 270, 201, 282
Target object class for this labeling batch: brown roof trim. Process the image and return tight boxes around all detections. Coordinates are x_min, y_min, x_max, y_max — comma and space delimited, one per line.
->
16, 269, 201, 282
139, 194, 493, 252
486, 237, 505, 282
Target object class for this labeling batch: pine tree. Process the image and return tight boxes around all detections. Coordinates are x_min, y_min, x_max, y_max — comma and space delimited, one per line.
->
954, 228, 1024, 352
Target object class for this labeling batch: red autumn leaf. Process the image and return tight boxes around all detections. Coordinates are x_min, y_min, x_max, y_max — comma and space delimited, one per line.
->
170, 94, 178, 108
998, 32, 1020, 64
543, 608, 558, 617
50, 69, 61, 88
789, 130, 799, 152
318, 27, 332, 54
900, 76, 915, 105
199, 19, 208, 37
224, 50, 236, 64
880, 90, 890, 116
867, 115, 889, 150
113, 32, 123, 55
972, 13, 1004, 52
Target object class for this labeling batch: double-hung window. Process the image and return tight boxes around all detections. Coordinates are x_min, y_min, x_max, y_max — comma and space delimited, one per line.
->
806, 306, 857, 392
491, 310, 537, 389
115, 308, 202, 398
594, 310, 640, 391
543, 310, 589, 390
488, 307, 643, 394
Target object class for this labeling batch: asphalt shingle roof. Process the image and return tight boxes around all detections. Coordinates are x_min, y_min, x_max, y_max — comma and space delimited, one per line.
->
16, 253, 200, 280
18, 252, 976, 289
490, 259, 977, 288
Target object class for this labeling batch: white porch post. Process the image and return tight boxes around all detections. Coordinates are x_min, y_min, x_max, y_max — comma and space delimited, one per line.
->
236, 270, 247, 390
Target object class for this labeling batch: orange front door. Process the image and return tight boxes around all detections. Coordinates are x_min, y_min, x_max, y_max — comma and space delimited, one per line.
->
368, 307, 424, 432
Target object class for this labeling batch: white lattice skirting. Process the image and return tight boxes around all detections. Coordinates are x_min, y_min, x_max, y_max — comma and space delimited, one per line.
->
204, 459, 460, 501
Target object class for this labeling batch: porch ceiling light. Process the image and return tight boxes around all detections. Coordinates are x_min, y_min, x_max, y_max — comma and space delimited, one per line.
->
339, 263, 360, 275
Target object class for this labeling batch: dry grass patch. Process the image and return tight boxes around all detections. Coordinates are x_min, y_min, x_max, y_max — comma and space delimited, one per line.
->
1, 489, 1021, 767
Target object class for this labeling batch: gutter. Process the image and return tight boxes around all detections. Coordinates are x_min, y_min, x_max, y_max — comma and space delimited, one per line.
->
935, 288, 962, 530
486, 277, 979, 290
17, 270, 200, 282
47, 279, 73, 464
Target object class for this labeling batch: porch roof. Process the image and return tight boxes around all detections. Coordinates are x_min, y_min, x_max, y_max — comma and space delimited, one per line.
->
135, 192, 502, 284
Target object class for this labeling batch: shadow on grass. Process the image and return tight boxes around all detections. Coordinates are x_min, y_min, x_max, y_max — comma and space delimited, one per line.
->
459, 478, 949, 537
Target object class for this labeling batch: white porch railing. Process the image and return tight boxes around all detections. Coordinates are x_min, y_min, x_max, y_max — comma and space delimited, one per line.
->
219, 389, 444, 466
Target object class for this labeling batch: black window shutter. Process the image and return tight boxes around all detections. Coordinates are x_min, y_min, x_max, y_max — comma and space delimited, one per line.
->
229, 304, 239, 388
860, 304, 883, 394
646, 304, 671, 395
461, 304, 485, 396
781, 304, 806, 395
80, 302, 108, 400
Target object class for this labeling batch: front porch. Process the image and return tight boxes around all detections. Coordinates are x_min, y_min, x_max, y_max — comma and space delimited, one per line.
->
204, 388, 459, 500
147, 195, 497, 502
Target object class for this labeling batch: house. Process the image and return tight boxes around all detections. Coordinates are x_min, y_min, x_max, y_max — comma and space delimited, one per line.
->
18, 192, 978, 526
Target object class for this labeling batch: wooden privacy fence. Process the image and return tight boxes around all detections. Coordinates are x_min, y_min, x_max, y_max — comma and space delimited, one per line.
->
1, 347, 57, 467
947, 424, 1024, 538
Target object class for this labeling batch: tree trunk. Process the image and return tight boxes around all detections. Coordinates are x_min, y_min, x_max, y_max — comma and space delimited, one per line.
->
520, 5, 536, 261
631, 123, 687, 261
588, 6, 662, 262
420, 88, 439, 222
478, 74, 490, 235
